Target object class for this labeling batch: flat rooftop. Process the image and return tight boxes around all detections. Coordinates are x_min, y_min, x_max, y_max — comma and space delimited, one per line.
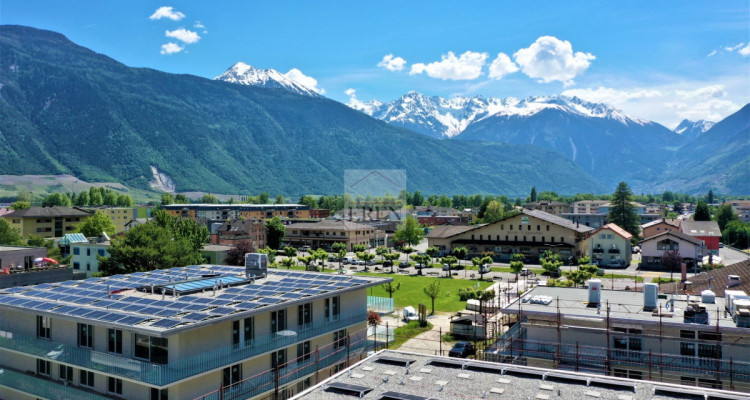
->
502, 286, 746, 329
297, 349, 747, 400
0, 265, 390, 335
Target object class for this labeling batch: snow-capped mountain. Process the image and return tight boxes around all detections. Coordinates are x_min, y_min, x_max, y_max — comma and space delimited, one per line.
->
215, 62, 321, 97
348, 91, 649, 138
673, 119, 715, 141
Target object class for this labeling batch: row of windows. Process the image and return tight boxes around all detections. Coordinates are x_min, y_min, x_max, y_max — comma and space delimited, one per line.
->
472, 234, 565, 244
500, 224, 550, 232
72, 247, 107, 256
38, 359, 167, 398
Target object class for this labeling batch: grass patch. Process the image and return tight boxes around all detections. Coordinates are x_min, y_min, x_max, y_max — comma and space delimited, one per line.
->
652, 277, 679, 284
357, 273, 492, 312
390, 321, 433, 350
441, 333, 459, 343
602, 273, 644, 282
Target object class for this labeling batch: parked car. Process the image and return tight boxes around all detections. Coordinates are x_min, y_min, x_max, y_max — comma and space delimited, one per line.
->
299, 246, 311, 252
592, 260, 600, 266
519, 268, 532, 276
448, 341, 476, 358
478, 264, 492, 274
719, 243, 725, 248
596, 268, 605, 276
399, 261, 411, 268
365, 260, 376, 266
342, 257, 354, 265
631, 246, 641, 254
414, 263, 426, 269
606, 260, 623, 268
402, 306, 419, 322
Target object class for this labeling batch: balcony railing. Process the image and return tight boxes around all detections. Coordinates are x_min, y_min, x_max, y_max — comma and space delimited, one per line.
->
0, 312, 365, 386
0, 367, 113, 400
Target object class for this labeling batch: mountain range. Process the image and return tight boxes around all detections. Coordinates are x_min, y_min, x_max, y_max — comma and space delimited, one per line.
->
0, 25, 606, 198
215, 62, 321, 97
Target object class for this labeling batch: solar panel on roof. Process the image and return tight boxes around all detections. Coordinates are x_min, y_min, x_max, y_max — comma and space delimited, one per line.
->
207, 299, 232, 306
81, 310, 110, 320
379, 391, 434, 400
53, 305, 79, 314
99, 313, 129, 322
181, 312, 210, 321
153, 308, 180, 317
257, 291, 277, 297
140, 307, 163, 315
180, 304, 207, 312
118, 316, 149, 326
236, 302, 262, 310
31, 302, 61, 311
208, 307, 239, 315
257, 297, 282, 304
150, 319, 182, 329
325, 382, 374, 397
280, 292, 304, 300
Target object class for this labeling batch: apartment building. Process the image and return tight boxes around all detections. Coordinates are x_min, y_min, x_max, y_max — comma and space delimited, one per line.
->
582, 223, 632, 267
426, 209, 593, 263
160, 204, 312, 221
285, 220, 379, 251
79, 207, 136, 234
681, 220, 722, 254
523, 200, 570, 216
3, 207, 91, 238
71, 236, 111, 277
211, 219, 266, 249
493, 283, 750, 392
0, 264, 389, 400
642, 218, 681, 239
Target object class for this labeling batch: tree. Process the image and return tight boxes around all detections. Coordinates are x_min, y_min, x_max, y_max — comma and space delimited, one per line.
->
299, 195, 318, 209
707, 190, 714, 205
160, 193, 174, 206
174, 194, 190, 204
472, 256, 494, 280
441, 255, 457, 277
10, 201, 30, 210
662, 250, 682, 282
265, 217, 286, 250
332, 242, 347, 270
43, 193, 71, 207
281, 257, 295, 269
484, 201, 504, 223
226, 241, 255, 266
297, 255, 315, 271
116, 194, 134, 207
693, 201, 710, 221
152, 210, 209, 252
90, 190, 103, 206
716, 204, 738, 231
98, 223, 203, 276
257, 247, 277, 264
357, 251, 376, 271
425, 246, 439, 265
383, 252, 400, 273
401, 246, 415, 259
76, 210, 117, 237
539, 251, 563, 277
529, 186, 537, 202
673, 201, 683, 215
0, 219, 24, 245
423, 280, 441, 315
275, 194, 285, 204
375, 246, 390, 262
510, 253, 525, 290
452, 246, 468, 273
313, 249, 328, 270
722, 221, 750, 248
282, 246, 297, 258
607, 182, 640, 236
394, 215, 424, 246
382, 282, 401, 298
352, 244, 366, 253
103, 191, 118, 206
411, 254, 431, 275
76, 191, 90, 206
200, 194, 219, 204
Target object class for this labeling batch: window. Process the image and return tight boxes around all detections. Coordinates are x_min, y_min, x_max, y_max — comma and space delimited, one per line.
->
73, 247, 80, 255
296, 377, 311, 393
78, 323, 93, 348
244, 317, 254, 345
333, 329, 347, 350
86, 248, 91, 256
271, 349, 287, 369
271, 309, 287, 333
297, 340, 311, 362
527, 225, 531, 231
232, 320, 240, 347
108, 329, 123, 354
37, 316, 51, 339
108, 377, 123, 395
135, 334, 150, 359
222, 364, 242, 387
546, 225, 550, 231
681, 342, 696, 364
80, 370, 94, 387
680, 330, 695, 339
537, 225, 540, 231
541, 236, 545, 242
60, 365, 73, 382
298, 303, 312, 328
135, 334, 169, 364
325, 296, 340, 320
333, 362, 347, 373
98, 249, 106, 256
36, 359, 51, 376
73, 262, 80, 270
509, 225, 513, 231
87, 263, 91, 271
150, 388, 168, 400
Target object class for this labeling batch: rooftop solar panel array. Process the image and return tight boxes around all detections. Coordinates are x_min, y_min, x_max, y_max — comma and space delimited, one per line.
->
0, 264, 377, 332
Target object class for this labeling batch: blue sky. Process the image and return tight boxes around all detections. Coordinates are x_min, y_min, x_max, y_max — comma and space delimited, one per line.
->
3, 1, 748, 126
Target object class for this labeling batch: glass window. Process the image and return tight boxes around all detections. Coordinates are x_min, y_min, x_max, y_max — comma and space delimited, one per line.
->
108, 329, 123, 354
108, 377, 123, 395
73, 247, 80, 255
86, 248, 91, 256
333, 329, 347, 350
232, 320, 240, 347
298, 303, 312, 328
60, 365, 73, 382
37, 315, 51, 339
135, 334, 150, 360
222, 363, 242, 387
271, 309, 286, 333
151, 337, 168, 364
271, 349, 287, 369
73, 262, 80, 270
78, 323, 93, 348
98, 249, 106, 256
80, 370, 94, 387
244, 317, 254, 345
150, 388, 168, 400
297, 340, 311, 362
36, 359, 51, 376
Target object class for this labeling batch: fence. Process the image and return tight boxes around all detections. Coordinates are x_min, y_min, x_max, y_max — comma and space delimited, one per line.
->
367, 296, 394, 314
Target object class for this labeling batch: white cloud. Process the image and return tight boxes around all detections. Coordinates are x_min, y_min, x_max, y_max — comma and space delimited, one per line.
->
194, 21, 205, 29
563, 83, 742, 127
724, 43, 745, 52
377, 54, 407, 71
488, 52, 519, 79
165, 28, 201, 44
707, 50, 718, 57
284, 68, 325, 94
149, 6, 185, 21
344, 88, 356, 97
739, 44, 750, 56
513, 36, 595, 86
409, 51, 488, 80
160, 42, 184, 55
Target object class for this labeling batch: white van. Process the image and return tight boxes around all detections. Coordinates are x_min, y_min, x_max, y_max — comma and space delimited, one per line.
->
342, 257, 355, 265
402, 306, 418, 322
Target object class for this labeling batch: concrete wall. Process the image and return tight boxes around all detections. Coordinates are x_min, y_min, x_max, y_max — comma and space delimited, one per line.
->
0, 246, 47, 270
0, 267, 72, 289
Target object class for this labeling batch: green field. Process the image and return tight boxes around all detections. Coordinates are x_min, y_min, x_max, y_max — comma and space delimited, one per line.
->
390, 321, 433, 350
357, 273, 492, 313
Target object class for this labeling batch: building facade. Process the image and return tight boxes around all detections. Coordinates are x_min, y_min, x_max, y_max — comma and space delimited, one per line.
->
426, 209, 593, 263
0, 265, 388, 400
3, 207, 91, 238
640, 230, 704, 268
582, 223, 632, 267
285, 220, 379, 251
641, 219, 681, 239
161, 204, 312, 221
680, 221, 722, 254
71, 239, 111, 277
80, 207, 136, 234
523, 200, 570, 216
211, 219, 267, 249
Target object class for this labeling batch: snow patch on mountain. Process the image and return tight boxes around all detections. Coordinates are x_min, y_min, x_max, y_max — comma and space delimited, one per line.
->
674, 119, 715, 140
349, 91, 651, 138
215, 62, 321, 97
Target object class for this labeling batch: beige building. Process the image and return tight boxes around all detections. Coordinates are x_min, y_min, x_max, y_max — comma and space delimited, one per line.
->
426, 209, 593, 262
80, 206, 135, 233
285, 220, 380, 251
0, 265, 389, 400
582, 223, 633, 267
495, 284, 750, 392
571, 200, 609, 214
523, 200, 571, 216
3, 206, 90, 238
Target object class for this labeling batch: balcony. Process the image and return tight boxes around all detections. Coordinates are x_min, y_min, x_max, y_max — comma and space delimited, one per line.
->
0, 312, 365, 386
0, 366, 113, 400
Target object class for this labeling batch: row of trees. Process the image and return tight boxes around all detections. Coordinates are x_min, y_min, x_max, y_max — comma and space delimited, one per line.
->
11, 187, 134, 209
161, 192, 288, 206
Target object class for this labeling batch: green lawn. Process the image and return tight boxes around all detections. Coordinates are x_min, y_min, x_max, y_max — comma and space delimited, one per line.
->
357, 273, 492, 313
390, 321, 433, 350
652, 277, 678, 284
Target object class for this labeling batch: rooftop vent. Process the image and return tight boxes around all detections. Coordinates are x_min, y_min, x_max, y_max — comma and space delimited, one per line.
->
701, 289, 716, 304
728, 275, 741, 288
643, 283, 658, 311
245, 253, 268, 279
